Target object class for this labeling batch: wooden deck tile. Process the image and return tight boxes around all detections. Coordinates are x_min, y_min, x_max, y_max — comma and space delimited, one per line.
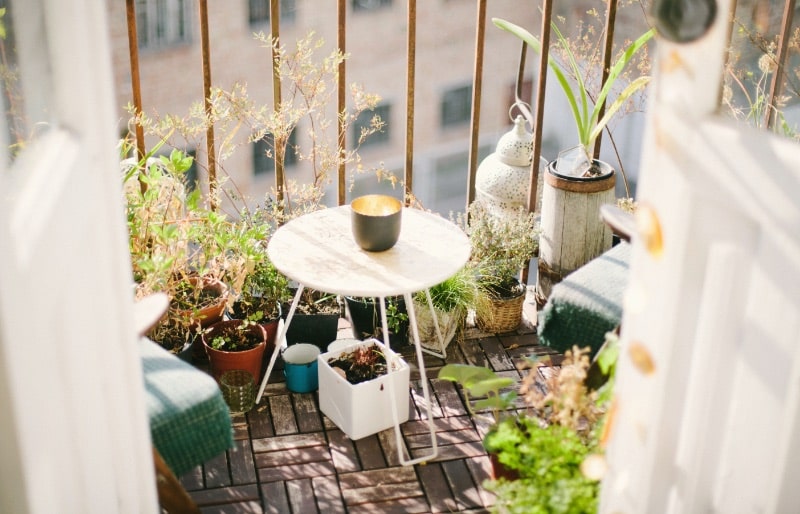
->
286, 478, 318, 513
171, 312, 575, 514
180, 465, 204, 491
204, 451, 232, 488
339, 467, 425, 511
261, 481, 290, 513
465, 455, 496, 509
457, 337, 493, 367
269, 394, 299, 435
431, 378, 469, 417
292, 392, 323, 432
327, 428, 361, 473
200, 501, 263, 513
189, 484, 260, 507
229, 439, 258, 485
255, 442, 331, 468
354, 434, 387, 470
443, 459, 483, 510
312, 475, 347, 513
481, 337, 517, 372
257, 460, 337, 483
247, 405, 275, 439
418, 462, 459, 513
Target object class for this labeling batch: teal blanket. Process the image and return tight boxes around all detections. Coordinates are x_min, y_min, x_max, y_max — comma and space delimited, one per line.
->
538, 242, 630, 357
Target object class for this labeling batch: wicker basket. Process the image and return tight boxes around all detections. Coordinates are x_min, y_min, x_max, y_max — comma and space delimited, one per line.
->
477, 291, 525, 333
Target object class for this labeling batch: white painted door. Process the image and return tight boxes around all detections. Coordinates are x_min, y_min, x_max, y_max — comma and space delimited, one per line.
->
0, 1, 157, 512
601, 0, 800, 512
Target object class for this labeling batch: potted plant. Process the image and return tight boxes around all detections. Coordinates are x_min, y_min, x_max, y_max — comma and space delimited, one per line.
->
201, 317, 269, 383
493, 18, 654, 303
484, 341, 618, 512
344, 295, 409, 347
283, 288, 343, 351
437, 362, 520, 479
317, 338, 410, 440
412, 265, 490, 352
458, 200, 538, 333
123, 148, 230, 355
493, 18, 654, 181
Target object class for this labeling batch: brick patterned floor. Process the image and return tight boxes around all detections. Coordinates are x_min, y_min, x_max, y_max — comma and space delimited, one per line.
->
179, 288, 561, 513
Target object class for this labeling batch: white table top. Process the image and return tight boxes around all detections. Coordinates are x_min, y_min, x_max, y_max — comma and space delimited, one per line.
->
267, 206, 471, 297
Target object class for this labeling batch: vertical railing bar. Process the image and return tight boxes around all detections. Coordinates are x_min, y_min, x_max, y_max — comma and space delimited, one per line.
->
270, 0, 284, 206
404, 0, 416, 205
466, 0, 487, 209
526, 0, 553, 214
764, 0, 796, 129
125, 0, 147, 193
337, 0, 347, 206
199, 0, 218, 210
593, 0, 618, 160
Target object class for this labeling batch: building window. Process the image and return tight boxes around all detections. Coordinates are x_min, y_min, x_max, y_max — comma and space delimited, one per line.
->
440, 84, 473, 128
253, 131, 298, 176
135, 0, 192, 50
351, 104, 390, 148
248, 0, 297, 26
352, 0, 392, 12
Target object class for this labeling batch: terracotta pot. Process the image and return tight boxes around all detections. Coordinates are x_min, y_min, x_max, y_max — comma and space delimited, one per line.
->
488, 452, 520, 481
174, 276, 228, 329
202, 319, 272, 383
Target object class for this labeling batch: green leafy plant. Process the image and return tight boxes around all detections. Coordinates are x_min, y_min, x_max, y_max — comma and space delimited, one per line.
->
494, 18, 653, 160
478, 343, 619, 513
206, 318, 264, 352
385, 298, 409, 334
456, 201, 538, 298
326, 342, 389, 385
437, 363, 518, 425
483, 419, 599, 514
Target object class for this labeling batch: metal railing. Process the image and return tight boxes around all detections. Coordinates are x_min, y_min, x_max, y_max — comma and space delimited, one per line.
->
124, 0, 798, 212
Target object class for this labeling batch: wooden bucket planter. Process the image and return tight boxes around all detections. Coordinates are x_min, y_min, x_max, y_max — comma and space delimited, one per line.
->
536, 160, 615, 304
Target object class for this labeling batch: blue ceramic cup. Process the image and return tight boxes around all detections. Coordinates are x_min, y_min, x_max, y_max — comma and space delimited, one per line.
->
283, 343, 321, 393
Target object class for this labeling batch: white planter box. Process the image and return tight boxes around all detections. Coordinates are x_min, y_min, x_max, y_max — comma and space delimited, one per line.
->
318, 339, 410, 440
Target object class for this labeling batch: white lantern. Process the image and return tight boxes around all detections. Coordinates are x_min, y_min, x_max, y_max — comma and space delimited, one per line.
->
475, 115, 534, 217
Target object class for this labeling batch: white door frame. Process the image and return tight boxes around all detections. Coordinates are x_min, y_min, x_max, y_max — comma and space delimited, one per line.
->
0, 1, 157, 512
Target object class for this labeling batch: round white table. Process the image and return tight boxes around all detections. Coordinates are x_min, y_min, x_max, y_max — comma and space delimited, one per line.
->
257, 205, 471, 465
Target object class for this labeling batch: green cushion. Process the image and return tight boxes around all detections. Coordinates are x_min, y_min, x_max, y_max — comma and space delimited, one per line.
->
538, 242, 630, 357
140, 338, 233, 476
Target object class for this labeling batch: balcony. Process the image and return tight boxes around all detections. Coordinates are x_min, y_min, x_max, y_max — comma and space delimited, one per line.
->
2, 0, 800, 513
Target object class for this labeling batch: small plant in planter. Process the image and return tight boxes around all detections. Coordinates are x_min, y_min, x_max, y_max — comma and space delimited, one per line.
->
493, 17, 653, 184
124, 149, 231, 353
202, 318, 269, 382
283, 288, 343, 350
482, 340, 619, 512
318, 339, 410, 440
437, 363, 521, 479
345, 295, 409, 346
326, 342, 388, 384
458, 200, 538, 333
412, 265, 491, 351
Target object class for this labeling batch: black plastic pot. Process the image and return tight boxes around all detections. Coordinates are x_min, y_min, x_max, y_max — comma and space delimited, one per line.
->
345, 296, 409, 347
284, 311, 341, 351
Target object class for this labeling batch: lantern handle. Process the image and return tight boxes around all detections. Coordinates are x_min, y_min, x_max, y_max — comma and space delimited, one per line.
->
513, 40, 535, 129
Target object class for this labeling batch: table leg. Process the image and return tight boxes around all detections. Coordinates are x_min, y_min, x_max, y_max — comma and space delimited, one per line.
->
255, 285, 304, 404
388, 292, 438, 466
